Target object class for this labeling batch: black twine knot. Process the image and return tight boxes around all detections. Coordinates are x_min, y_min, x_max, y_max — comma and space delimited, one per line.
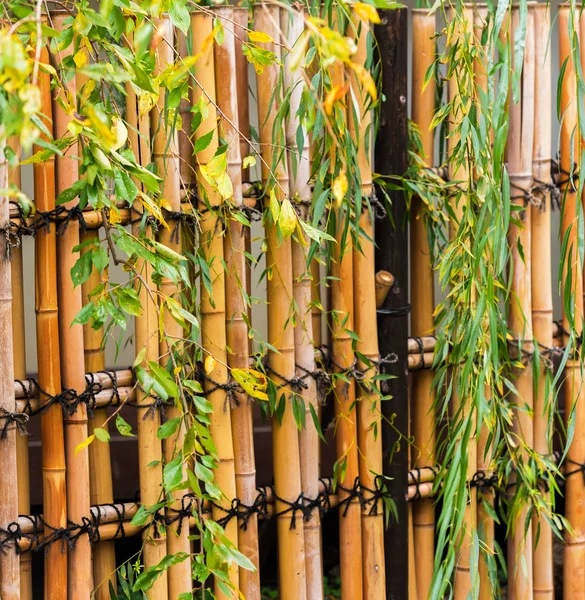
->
0, 408, 29, 438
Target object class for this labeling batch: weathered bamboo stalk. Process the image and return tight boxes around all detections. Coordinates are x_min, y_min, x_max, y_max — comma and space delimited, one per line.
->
347, 13, 385, 599
282, 8, 324, 599
126, 31, 168, 600
0, 135, 20, 600
531, 4, 554, 599
506, 7, 536, 599
234, 7, 251, 184
192, 11, 240, 597
254, 5, 307, 599
52, 13, 94, 598
9, 140, 32, 600
152, 16, 192, 598
34, 42, 68, 600
215, 7, 261, 598
560, 6, 585, 597
411, 11, 436, 600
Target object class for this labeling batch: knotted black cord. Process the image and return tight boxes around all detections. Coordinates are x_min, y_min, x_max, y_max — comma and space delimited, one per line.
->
0, 408, 29, 438
469, 470, 499, 491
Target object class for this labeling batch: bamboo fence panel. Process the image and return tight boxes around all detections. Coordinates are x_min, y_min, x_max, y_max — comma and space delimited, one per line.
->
0, 134, 19, 600
52, 13, 94, 597
9, 141, 32, 600
446, 7, 477, 599
126, 33, 168, 600
152, 16, 193, 598
214, 7, 261, 597
192, 11, 240, 597
282, 8, 324, 599
559, 7, 585, 596
254, 5, 308, 599
34, 41, 68, 600
347, 13, 385, 599
410, 10, 436, 600
531, 4, 554, 599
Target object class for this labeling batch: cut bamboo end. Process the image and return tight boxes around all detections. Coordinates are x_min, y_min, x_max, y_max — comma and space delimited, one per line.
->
374, 270, 394, 308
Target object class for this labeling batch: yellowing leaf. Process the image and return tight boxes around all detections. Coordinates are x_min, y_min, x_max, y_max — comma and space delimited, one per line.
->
350, 62, 377, 100
248, 31, 273, 44
138, 91, 158, 116
242, 155, 256, 169
74, 49, 88, 68
324, 83, 349, 115
278, 197, 297, 239
109, 208, 122, 224
354, 2, 381, 24
332, 170, 348, 206
111, 116, 128, 151
269, 189, 280, 222
75, 434, 95, 457
204, 355, 216, 375
231, 368, 269, 401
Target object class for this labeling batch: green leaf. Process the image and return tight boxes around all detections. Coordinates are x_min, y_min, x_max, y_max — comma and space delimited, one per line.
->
94, 427, 110, 443
115, 287, 142, 316
157, 417, 181, 440
163, 454, 183, 491
193, 129, 215, 154
115, 415, 134, 437
168, 0, 190, 34
70, 251, 93, 287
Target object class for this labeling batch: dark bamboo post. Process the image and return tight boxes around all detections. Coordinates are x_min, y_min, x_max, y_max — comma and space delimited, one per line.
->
374, 8, 409, 600
0, 138, 20, 600
52, 13, 93, 596
531, 5, 554, 598
34, 42, 68, 600
254, 5, 307, 599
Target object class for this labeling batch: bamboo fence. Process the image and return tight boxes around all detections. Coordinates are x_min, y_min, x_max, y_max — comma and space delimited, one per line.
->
2, 5, 585, 600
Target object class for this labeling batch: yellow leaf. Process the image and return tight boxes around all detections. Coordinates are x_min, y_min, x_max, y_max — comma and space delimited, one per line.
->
278, 197, 297, 239
109, 208, 122, 225
324, 83, 349, 115
138, 91, 158, 116
204, 355, 216, 375
111, 116, 128, 151
248, 31, 273, 44
332, 170, 348, 206
354, 2, 381, 24
231, 368, 269, 401
350, 62, 377, 100
269, 189, 280, 222
242, 155, 256, 169
75, 434, 95, 457
73, 49, 88, 68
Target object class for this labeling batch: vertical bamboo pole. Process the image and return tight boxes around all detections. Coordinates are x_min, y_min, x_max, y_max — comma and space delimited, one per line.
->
506, 7, 535, 600
152, 16, 193, 598
447, 7, 477, 599
192, 12, 239, 598
51, 13, 94, 598
34, 42, 68, 600
282, 8, 324, 600
348, 14, 385, 599
254, 5, 307, 600
326, 13, 363, 600
0, 137, 20, 600
215, 8, 261, 599
560, 7, 585, 597
233, 7, 251, 185
410, 11, 436, 600
126, 35, 168, 600
76, 50, 117, 599
531, 4, 554, 599
9, 140, 32, 600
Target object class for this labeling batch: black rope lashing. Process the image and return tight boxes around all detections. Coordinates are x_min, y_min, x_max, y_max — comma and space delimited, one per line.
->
9, 203, 88, 238
195, 361, 245, 408
509, 180, 539, 209
165, 494, 197, 535
295, 362, 331, 403
469, 470, 498, 491
0, 219, 20, 260
261, 356, 309, 393
564, 458, 585, 484
0, 408, 29, 438
377, 303, 411, 317
359, 475, 393, 516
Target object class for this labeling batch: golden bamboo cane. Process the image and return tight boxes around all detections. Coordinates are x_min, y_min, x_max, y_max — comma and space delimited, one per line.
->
8, 139, 32, 600
506, 7, 536, 599
346, 13, 385, 599
254, 5, 308, 599
282, 7, 324, 599
34, 42, 68, 600
126, 34, 168, 600
152, 16, 193, 598
531, 4, 554, 599
560, 6, 585, 597
411, 11, 436, 600
51, 13, 94, 597
214, 7, 261, 598
0, 136, 20, 600
192, 11, 240, 597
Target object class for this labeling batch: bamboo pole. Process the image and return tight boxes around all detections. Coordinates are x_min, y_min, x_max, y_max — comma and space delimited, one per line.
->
34, 41, 68, 600
410, 11, 436, 600
233, 7, 251, 185
192, 11, 240, 597
215, 7, 261, 598
375, 270, 394, 308
9, 139, 32, 600
347, 13, 385, 599
531, 4, 554, 599
560, 6, 585, 597
0, 136, 20, 600
126, 33, 168, 600
152, 16, 193, 598
51, 13, 94, 598
254, 5, 307, 599
506, 7, 536, 599
282, 7, 324, 600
